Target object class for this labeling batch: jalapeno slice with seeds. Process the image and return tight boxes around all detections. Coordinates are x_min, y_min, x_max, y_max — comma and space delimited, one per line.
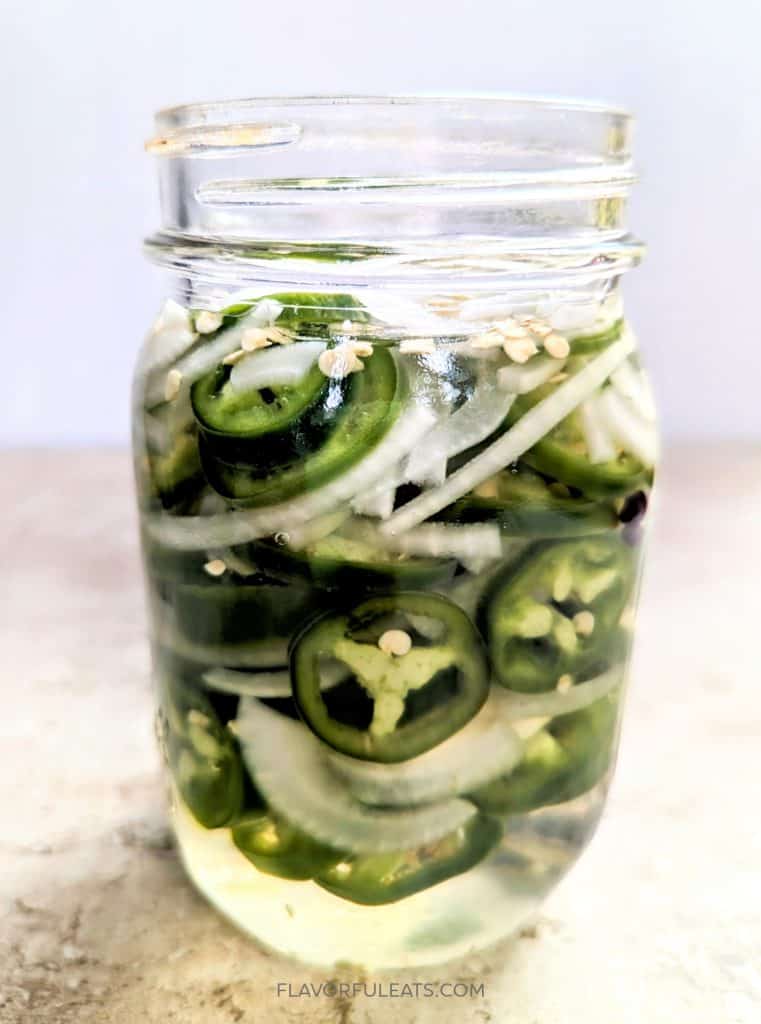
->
291, 593, 490, 763
232, 811, 343, 881
316, 814, 502, 905
191, 359, 342, 470
193, 291, 368, 338
198, 346, 399, 506
437, 464, 618, 537
147, 431, 204, 510
468, 694, 620, 815
248, 532, 457, 591
481, 537, 635, 692
154, 579, 323, 666
162, 679, 244, 829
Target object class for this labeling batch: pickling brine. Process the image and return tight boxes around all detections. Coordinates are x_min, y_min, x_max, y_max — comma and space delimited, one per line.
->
135, 96, 654, 968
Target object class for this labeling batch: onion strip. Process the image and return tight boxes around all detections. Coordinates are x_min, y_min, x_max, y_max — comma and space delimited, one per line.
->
235, 698, 477, 854
404, 383, 516, 487
597, 389, 658, 468
495, 665, 624, 719
138, 300, 197, 377
145, 300, 281, 407
580, 396, 618, 464
610, 361, 657, 423
230, 342, 325, 393
204, 661, 348, 698
146, 404, 436, 550
497, 355, 567, 395
204, 668, 292, 697
326, 687, 524, 807
380, 330, 636, 537
383, 522, 504, 562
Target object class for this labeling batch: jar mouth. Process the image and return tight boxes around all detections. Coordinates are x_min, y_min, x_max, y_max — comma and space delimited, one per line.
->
153, 92, 632, 119
145, 94, 642, 287
148, 93, 633, 178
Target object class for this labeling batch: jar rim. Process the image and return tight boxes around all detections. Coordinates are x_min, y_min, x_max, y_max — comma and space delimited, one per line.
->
146, 92, 635, 193
145, 93, 642, 288
151, 93, 632, 133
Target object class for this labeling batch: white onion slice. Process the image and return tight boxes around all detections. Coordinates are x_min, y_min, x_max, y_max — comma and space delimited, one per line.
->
235, 698, 477, 854
138, 300, 197, 376
379, 330, 636, 537
610, 361, 657, 423
597, 389, 658, 468
142, 412, 171, 452
351, 484, 397, 520
404, 382, 515, 487
497, 355, 566, 395
384, 522, 503, 562
230, 341, 326, 393
459, 555, 500, 575
327, 687, 524, 807
204, 661, 348, 698
495, 665, 624, 720
279, 506, 352, 550
211, 294, 283, 324
406, 456, 447, 490
204, 668, 292, 697
145, 299, 282, 407
344, 517, 504, 564
540, 292, 624, 336
635, 370, 658, 424
458, 295, 545, 323
435, 560, 518, 619
146, 404, 436, 550
361, 290, 472, 336
580, 397, 618, 464
545, 301, 602, 333
155, 618, 288, 670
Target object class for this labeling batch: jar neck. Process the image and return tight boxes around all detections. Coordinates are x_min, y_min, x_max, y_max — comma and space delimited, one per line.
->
145, 96, 644, 296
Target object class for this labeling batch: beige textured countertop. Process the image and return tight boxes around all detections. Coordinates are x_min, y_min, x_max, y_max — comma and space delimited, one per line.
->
1, 445, 759, 1023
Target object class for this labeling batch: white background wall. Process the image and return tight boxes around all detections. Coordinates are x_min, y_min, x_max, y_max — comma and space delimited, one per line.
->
1, 0, 758, 445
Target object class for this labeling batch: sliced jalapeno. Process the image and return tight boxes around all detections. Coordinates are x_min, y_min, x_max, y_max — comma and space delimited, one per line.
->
568, 319, 625, 355
142, 533, 265, 588
261, 292, 369, 333
194, 292, 368, 337
248, 532, 457, 591
192, 359, 343, 470
232, 811, 343, 881
147, 431, 203, 510
199, 346, 399, 506
162, 680, 244, 829
469, 694, 619, 815
437, 464, 617, 537
481, 537, 634, 692
506, 365, 649, 498
315, 815, 502, 905
291, 593, 490, 763
155, 579, 322, 666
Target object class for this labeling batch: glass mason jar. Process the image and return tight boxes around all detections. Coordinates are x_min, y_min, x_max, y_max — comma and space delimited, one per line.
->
134, 97, 655, 969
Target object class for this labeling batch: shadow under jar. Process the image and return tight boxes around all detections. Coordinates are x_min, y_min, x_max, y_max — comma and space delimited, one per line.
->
134, 96, 655, 970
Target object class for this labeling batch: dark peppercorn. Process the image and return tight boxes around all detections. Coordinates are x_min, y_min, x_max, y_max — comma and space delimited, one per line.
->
619, 490, 648, 524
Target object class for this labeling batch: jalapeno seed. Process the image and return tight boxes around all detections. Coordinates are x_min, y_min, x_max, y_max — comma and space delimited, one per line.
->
241, 327, 272, 352
164, 368, 183, 402
378, 629, 413, 657
196, 310, 224, 334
